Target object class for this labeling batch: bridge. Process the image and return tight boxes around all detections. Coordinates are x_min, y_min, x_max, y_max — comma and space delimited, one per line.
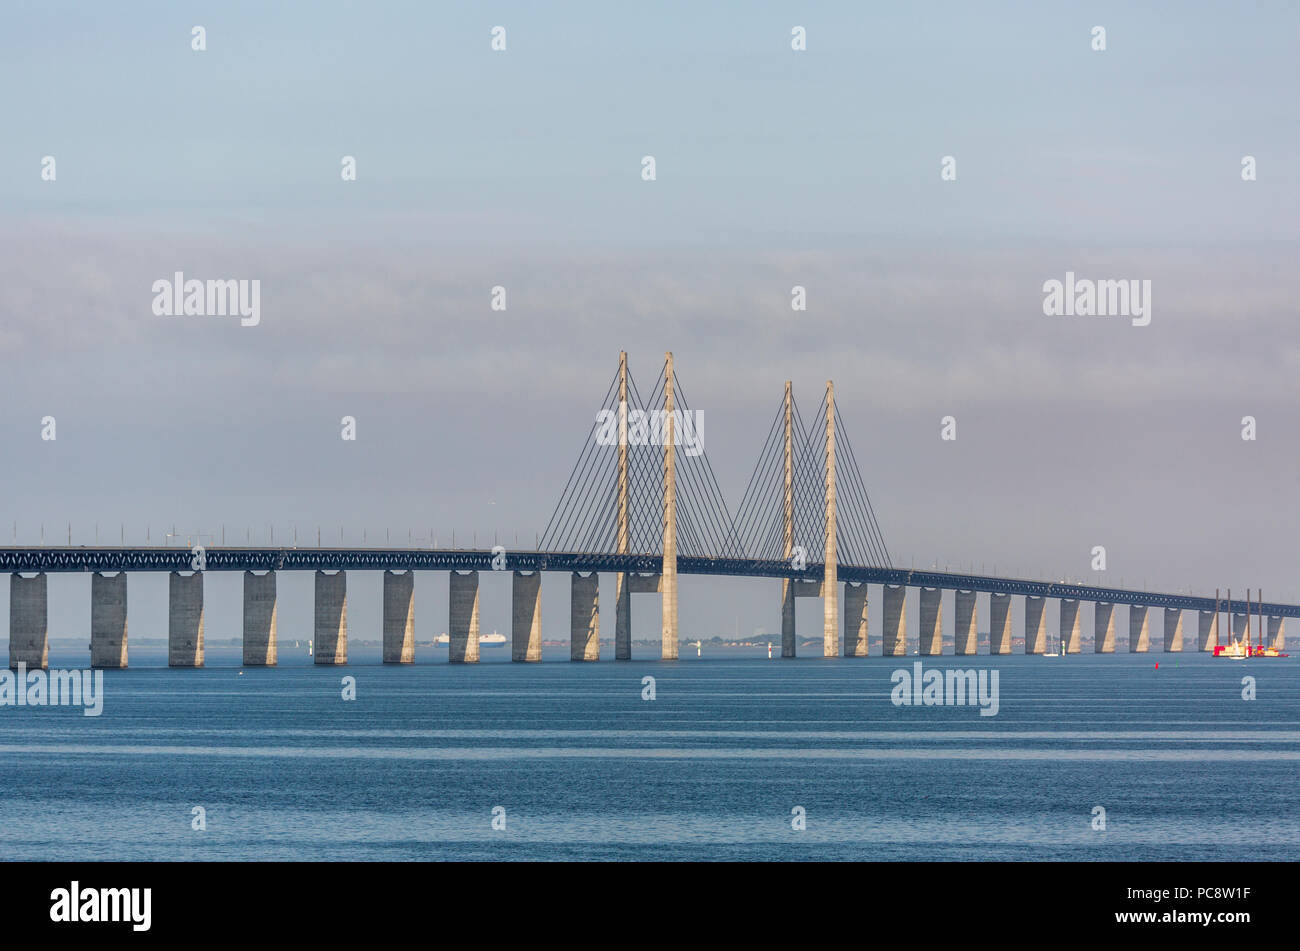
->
3, 352, 1290, 668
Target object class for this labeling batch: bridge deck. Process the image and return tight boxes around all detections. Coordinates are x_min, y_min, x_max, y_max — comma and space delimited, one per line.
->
0, 547, 1294, 618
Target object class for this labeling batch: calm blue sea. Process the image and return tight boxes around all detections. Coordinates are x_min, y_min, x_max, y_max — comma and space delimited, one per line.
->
1, 644, 1297, 861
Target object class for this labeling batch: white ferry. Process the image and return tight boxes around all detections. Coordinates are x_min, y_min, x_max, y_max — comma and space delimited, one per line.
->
434, 630, 508, 648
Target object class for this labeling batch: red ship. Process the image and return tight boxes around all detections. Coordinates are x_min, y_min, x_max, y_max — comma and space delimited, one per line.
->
1211, 588, 1289, 658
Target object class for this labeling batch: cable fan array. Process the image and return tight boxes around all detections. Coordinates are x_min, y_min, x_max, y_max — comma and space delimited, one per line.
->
540, 360, 890, 568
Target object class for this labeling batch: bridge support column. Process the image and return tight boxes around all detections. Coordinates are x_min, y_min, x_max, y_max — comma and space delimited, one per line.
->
1232, 611, 1249, 645
615, 573, 631, 660
661, 549, 677, 660
90, 572, 127, 669
883, 584, 907, 656
1198, 609, 1219, 651
168, 571, 205, 667
1268, 616, 1285, 650
1059, 598, 1081, 654
382, 570, 414, 664
781, 579, 796, 658
9, 573, 49, 670
822, 580, 839, 657
449, 571, 480, 663
844, 582, 868, 657
1024, 595, 1047, 654
570, 572, 600, 661
1094, 602, 1115, 653
1163, 608, 1183, 652
314, 570, 348, 665
315, 571, 351, 659
919, 587, 943, 655
512, 571, 542, 662
989, 592, 1012, 655
1129, 605, 1150, 652
243, 570, 278, 666
955, 590, 977, 655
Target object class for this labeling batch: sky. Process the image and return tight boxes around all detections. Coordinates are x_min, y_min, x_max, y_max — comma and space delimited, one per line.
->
2, 2, 1299, 645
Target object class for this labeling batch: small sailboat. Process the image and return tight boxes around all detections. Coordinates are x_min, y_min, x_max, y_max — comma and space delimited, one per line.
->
307, 639, 313, 657
767, 641, 773, 659
696, 639, 702, 657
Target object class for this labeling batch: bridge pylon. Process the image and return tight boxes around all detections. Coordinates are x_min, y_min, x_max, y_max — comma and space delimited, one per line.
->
661, 351, 678, 659
734, 376, 891, 657
780, 382, 795, 657
615, 351, 631, 659
823, 380, 838, 657
540, 351, 732, 660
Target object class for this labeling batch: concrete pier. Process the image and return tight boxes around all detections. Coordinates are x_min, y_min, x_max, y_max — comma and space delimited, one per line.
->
511, 571, 542, 662
1024, 595, 1047, 654
570, 571, 600, 661
883, 584, 907, 656
313, 570, 347, 665
168, 571, 205, 667
1094, 602, 1115, 653
243, 570, 278, 666
449, 571, 480, 663
1129, 605, 1150, 653
1232, 612, 1249, 645
615, 574, 631, 661
1198, 610, 1219, 651
1269, 616, 1285, 650
9, 573, 49, 670
919, 587, 943, 656
1163, 608, 1184, 652
90, 572, 128, 668
785, 578, 823, 657
382, 570, 414, 664
989, 592, 1012, 654
781, 580, 796, 658
844, 582, 868, 657
1059, 599, 1081, 654
954, 590, 977, 655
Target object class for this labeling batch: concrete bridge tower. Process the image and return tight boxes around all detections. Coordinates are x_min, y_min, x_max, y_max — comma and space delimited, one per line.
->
615, 351, 632, 660
823, 380, 839, 657
661, 351, 679, 659
781, 382, 796, 657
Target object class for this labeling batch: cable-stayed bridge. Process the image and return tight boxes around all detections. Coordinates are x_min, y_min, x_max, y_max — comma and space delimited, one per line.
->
2, 352, 1291, 668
